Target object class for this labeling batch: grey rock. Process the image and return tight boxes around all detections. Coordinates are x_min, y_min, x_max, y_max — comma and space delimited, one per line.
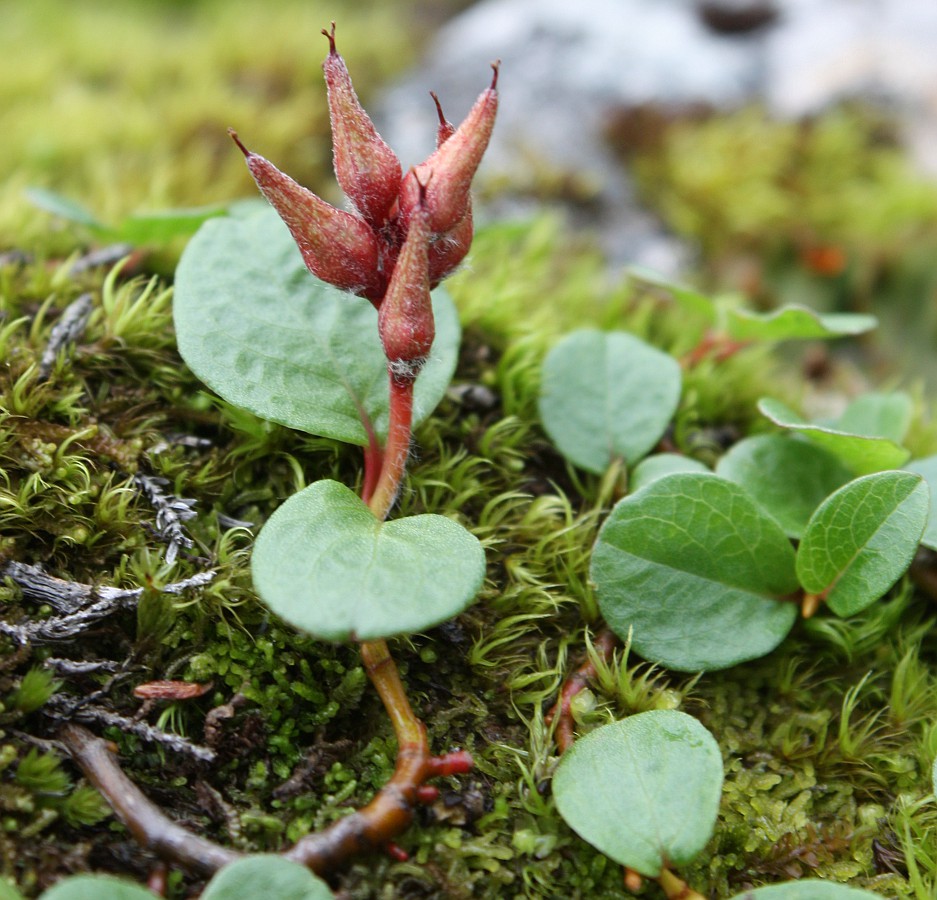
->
377, 0, 937, 271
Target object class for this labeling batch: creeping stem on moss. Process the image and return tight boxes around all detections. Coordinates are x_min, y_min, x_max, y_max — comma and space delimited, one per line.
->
547, 629, 618, 754
59, 724, 242, 876
284, 640, 474, 872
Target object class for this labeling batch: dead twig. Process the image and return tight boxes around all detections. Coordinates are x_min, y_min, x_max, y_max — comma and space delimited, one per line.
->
38, 292, 93, 380
1, 562, 214, 643
133, 473, 198, 565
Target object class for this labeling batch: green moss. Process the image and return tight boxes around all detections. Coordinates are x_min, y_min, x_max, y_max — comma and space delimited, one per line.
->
4, 4, 937, 898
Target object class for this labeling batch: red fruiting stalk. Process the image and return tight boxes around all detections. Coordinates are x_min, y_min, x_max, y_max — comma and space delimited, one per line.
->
230, 130, 381, 296
378, 180, 435, 376
322, 23, 402, 227
398, 62, 499, 234
429, 204, 473, 287
427, 750, 474, 777
367, 372, 414, 520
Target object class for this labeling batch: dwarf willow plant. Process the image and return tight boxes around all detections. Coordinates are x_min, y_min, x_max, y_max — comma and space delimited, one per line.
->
39, 25, 497, 898
538, 271, 937, 897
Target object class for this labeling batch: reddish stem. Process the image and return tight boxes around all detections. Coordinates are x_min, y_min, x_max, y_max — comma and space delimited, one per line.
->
368, 370, 415, 520
547, 629, 618, 754
682, 330, 751, 368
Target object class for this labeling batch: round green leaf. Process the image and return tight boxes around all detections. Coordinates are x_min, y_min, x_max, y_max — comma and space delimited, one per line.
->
837, 391, 913, 443
251, 480, 485, 641
592, 473, 799, 671
41, 876, 155, 900
202, 856, 334, 900
758, 398, 910, 474
631, 453, 710, 493
726, 305, 877, 342
174, 205, 460, 445
553, 710, 723, 877
716, 435, 853, 538
728, 881, 885, 899
904, 454, 937, 552
539, 329, 681, 474
796, 471, 928, 617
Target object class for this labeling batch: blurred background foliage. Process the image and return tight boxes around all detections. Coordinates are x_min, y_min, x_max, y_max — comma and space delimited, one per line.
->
0, 0, 467, 252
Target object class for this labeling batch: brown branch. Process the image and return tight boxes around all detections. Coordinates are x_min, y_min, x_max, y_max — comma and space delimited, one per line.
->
59, 723, 241, 876
547, 629, 619, 753
285, 638, 472, 872
60, 644, 472, 878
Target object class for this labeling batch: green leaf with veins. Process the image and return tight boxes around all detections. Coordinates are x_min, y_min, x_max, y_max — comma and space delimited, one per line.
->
591, 473, 799, 671
553, 711, 723, 877
758, 398, 909, 474
251, 480, 486, 642
174, 204, 460, 445
716, 435, 853, 538
796, 471, 928, 617
539, 329, 682, 474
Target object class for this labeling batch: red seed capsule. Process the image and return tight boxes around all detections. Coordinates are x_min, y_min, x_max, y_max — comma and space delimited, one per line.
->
230, 130, 381, 296
378, 182, 434, 377
429, 204, 473, 287
322, 23, 402, 228
398, 63, 499, 235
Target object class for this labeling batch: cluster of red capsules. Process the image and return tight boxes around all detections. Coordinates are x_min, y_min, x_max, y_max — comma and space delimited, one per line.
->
230, 23, 498, 381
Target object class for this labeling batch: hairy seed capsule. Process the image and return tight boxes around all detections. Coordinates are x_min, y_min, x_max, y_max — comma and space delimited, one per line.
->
230, 130, 381, 296
398, 63, 499, 235
378, 185, 434, 378
322, 23, 402, 227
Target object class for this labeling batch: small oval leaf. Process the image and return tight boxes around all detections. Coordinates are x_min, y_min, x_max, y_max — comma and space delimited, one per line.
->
251, 480, 486, 641
202, 856, 334, 900
837, 391, 913, 444
174, 205, 460, 446
726, 305, 877, 342
41, 876, 156, 900
716, 435, 853, 538
727, 880, 885, 899
553, 710, 723, 877
758, 398, 909, 474
628, 267, 717, 324
592, 473, 799, 671
539, 329, 682, 474
796, 471, 929, 617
